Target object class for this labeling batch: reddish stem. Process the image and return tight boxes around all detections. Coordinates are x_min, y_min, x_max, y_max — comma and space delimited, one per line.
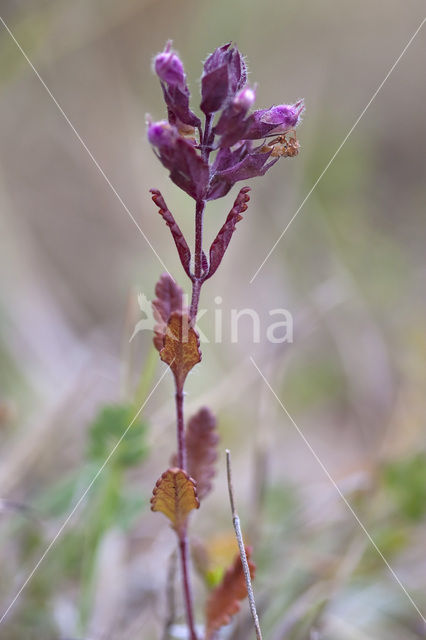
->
175, 385, 198, 639
175, 387, 186, 471
190, 278, 202, 322
194, 199, 205, 280
179, 535, 198, 640
190, 198, 205, 322
175, 113, 212, 640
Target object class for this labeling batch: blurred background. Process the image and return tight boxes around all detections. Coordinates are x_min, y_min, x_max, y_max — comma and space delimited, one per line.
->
0, 1, 426, 638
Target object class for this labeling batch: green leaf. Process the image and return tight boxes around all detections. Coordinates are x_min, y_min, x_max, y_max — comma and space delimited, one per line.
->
87, 403, 148, 468
35, 464, 97, 517
383, 453, 426, 521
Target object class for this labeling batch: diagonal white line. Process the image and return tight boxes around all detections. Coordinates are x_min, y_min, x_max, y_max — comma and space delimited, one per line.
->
249, 17, 426, 284
0, 15, 171, 276
0, 363, 172, 625
250, 356, 426, 626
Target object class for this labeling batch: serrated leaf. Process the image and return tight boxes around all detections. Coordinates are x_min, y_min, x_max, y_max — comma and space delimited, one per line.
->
150, 191, 192, 276
205, 547, 255, 639
151, 468, 199, 536
152, 274, 186, 351
171, 407, 218, 500
160, 312, 201, 390
205, 187, 250, 279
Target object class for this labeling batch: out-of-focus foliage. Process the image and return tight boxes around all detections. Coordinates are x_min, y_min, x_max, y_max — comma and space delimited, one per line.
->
88, 403, 147, 468
383, 453, 426, 521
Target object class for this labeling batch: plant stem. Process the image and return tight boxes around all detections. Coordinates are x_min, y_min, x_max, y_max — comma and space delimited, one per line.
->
194, 199, 205, 279
175, 384, 198, 639
179, 535, 198, 640
201, 113, 213, 162
175, 114, 212, 640
189, 278, 202, 322
176, 381, 197, 638
175, 386, 186, 470
190, 198, 205, 322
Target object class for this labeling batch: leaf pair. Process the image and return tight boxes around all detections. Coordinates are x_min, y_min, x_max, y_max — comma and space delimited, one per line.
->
151, 187, 250, 281
152, 274, 201, 389
151, 407, 219, 532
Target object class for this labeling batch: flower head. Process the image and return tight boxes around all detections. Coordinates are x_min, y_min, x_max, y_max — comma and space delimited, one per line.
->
148, 42, 304, 201
154, 41, 186, 87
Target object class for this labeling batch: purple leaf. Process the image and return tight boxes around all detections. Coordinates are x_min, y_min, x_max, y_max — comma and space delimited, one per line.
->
162, 83, 201, 128
200, 43, 247, 115
150, 189, 192, 277
207, 146, 277, 200
148, 122, 210, 200
205, 187, 251, 279
211, 142, 252, 174
201, 64, 230, 114
169, 138, 210, 200
152, 273, 186, 351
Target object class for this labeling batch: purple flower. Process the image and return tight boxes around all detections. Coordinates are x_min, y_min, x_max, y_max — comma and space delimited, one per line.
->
216, 100, 304, 148
154, 41, 186, 87
148, 42, 304, 202
154, 42, 201, 129
244, 101, 304, 139
214, 86, 256, 141
147, 119, 178, 149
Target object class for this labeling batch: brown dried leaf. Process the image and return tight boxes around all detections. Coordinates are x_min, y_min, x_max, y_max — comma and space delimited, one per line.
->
151, 468, 199, 536
160, 312, 201, 389
152, 274, 186, 351
171, 407, 219, 500
205, 547, 255, 639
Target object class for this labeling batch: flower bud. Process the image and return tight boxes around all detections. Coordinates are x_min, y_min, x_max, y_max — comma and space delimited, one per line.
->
233, 86, 256, 111
214, 85, 255, 147
260, 100, 304, 130
154, 42, 185, 87
147, 120, 178, 149
154, 43, 201, 129
244, 100, 305, 140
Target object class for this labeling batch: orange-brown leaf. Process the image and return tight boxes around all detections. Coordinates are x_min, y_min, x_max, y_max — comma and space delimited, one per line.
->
160, 312, 201, 389
205, 547, 255, 638
151, 468, 199, 536
171, 407, 219, 500
152, 274, 185, 351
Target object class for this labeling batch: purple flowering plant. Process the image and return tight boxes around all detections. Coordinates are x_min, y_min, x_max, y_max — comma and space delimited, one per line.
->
147, 41, 304, 639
